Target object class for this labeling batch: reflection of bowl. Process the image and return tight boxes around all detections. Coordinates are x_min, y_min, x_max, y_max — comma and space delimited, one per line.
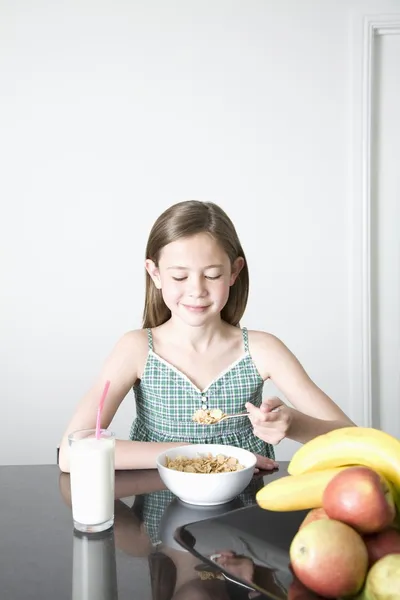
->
156, 444, 256, 506
159, 497, 244, 551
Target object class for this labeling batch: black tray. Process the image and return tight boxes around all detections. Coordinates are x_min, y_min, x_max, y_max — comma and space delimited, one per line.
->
173, 503, 310, 599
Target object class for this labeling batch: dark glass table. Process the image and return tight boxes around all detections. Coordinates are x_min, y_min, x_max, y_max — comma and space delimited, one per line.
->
0, 462, 312, 600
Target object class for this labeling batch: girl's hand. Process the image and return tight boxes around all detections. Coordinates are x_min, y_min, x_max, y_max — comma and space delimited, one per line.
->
246, 397, 293, 445
253, 453, 279, 471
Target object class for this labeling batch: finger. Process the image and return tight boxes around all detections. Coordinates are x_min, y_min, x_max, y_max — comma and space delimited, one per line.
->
267, 462, 279, 470
261, 396, 282, 412
245, 402, 260, 417
246, 403, 279, 425
253, 424, 284, 444
255, 411, 281, 424
257, 462, 278, 471
256, 455, 279, 469
265, 412, 281, 422
260, 404, 281, 414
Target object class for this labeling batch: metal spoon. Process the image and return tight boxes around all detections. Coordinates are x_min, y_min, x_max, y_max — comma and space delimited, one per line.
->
214, 411, 249, 423
193, 407, 280, 425
215, 407, 280, 423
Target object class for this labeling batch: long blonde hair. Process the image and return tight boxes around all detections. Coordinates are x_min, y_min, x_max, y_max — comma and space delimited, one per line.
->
142, 200, 249, 328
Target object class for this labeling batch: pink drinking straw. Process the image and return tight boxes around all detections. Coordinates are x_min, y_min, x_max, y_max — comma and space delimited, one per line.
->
95, 380, 111, 440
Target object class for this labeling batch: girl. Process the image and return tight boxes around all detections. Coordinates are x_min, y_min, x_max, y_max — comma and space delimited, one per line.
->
58, 200, 353, 473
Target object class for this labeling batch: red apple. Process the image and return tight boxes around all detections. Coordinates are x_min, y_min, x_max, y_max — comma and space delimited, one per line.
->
299, 508, 330, 530
322, 466, 396, 534
290, 519, 368, 598
288, 576, 327, 599
363, 527, 400, 566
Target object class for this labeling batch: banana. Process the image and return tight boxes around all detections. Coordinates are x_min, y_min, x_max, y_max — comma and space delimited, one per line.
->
288, 427, 400, 490
256, 467, 348, 511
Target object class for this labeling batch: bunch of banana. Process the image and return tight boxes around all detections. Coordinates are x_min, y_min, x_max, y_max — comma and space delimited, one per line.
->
256, 426, 400, 513
256, 467, 347, 511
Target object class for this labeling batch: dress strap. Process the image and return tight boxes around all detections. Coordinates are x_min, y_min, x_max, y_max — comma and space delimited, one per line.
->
242, 327, 249, 353
147, 328, 154, 351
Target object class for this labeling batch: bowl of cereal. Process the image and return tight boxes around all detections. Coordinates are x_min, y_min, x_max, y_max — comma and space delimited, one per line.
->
156, 444, 257, 506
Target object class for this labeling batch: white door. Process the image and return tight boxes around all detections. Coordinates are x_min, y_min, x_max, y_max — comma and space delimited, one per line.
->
372, 32, 400, 438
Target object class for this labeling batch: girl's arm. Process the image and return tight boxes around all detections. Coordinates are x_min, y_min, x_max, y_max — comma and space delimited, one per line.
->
58, 330, 189, 472
59, 468, 166, 501
248, 331, 354, 444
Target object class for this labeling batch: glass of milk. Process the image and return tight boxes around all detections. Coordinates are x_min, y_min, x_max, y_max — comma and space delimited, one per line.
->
68, 429, 116, 533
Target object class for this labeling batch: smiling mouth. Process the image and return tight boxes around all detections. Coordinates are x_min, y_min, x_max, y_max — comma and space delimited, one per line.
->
183, 304, 210, 310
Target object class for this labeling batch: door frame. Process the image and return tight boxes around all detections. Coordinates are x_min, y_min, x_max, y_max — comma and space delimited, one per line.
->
349, 10, 400, 427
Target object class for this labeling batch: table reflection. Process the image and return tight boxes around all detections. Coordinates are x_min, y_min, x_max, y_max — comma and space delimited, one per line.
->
72, 529, 118, 600
60, 469, 267, 599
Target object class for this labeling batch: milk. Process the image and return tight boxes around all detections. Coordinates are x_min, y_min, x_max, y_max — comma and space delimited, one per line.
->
69, 432, 115, 533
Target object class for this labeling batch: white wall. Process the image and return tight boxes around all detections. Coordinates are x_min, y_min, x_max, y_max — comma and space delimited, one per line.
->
1, 0, 397, 465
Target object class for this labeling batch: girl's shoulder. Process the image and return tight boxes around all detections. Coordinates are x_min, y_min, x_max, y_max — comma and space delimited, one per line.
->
111, 329, 150, 378
244, 329, 292, 380
246, 328, 283, 347
118, 327, 149, 345
112, 328, 150, 359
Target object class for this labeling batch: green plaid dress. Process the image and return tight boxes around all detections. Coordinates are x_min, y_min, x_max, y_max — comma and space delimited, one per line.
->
129, 327, 274, 461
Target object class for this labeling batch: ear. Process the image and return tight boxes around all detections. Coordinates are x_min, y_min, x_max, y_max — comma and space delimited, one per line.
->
145, 259, 162, 289
229, 257, 245, 286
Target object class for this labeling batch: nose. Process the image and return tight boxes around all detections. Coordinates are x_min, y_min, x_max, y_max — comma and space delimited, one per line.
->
188, 275, 208, 298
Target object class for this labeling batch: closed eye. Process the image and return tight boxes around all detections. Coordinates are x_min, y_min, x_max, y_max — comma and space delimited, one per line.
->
172, 275, 222, 281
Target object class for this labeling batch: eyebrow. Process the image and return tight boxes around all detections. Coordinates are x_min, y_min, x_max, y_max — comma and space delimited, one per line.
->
166, 264, 224, 270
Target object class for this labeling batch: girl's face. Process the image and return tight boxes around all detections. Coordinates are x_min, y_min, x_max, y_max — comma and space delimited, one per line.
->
146, 233, 244, 327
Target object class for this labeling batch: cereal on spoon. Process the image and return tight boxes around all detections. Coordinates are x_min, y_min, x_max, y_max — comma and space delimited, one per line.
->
192, 408, 227, 424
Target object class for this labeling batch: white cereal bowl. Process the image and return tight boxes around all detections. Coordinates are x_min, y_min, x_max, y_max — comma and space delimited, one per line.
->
156, 444, 257, 506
